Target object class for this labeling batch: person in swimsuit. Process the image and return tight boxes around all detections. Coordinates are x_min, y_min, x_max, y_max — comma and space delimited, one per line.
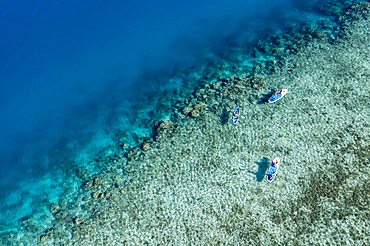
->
274, 89, 283, 97
268, 158, 281, 179
272, 158, 280, 166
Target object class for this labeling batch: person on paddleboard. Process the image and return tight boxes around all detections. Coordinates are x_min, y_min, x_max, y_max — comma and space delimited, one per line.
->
274, 89, 288, 97
228, 107, 244, 118
267, 158, 281, 180
268, 89, 289, 103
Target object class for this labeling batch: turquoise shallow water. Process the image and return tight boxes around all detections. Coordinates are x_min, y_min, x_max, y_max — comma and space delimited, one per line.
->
0, 0, 308, 198
1, 0, 370, 245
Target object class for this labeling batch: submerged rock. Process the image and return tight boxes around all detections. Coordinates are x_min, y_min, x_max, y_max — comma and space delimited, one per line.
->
40, 235, 48, 243
74, 217, 84, 226
59, 199, 68, 210
92, 192, 100, 199
183, 106, 193, 115
191, 109, 200, 118
50, 204, 60, 213
142, 143, 150, 151
157, 120, 174, 130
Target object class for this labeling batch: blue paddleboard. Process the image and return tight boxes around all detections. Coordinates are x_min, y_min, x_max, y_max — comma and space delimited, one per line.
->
268, 89, 289, 103
232, 106, 240, 124
267, 157, 280, 183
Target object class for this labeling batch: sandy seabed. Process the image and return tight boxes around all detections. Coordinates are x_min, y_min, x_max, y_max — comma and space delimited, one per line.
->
5, 3, 370, 246
68, 8, 370, 246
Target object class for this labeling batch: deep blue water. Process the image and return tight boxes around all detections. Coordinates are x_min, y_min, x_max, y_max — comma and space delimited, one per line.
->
0, 0, 314, 206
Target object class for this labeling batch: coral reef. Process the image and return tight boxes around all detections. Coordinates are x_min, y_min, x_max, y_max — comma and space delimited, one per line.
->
3, 1, 370, 245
